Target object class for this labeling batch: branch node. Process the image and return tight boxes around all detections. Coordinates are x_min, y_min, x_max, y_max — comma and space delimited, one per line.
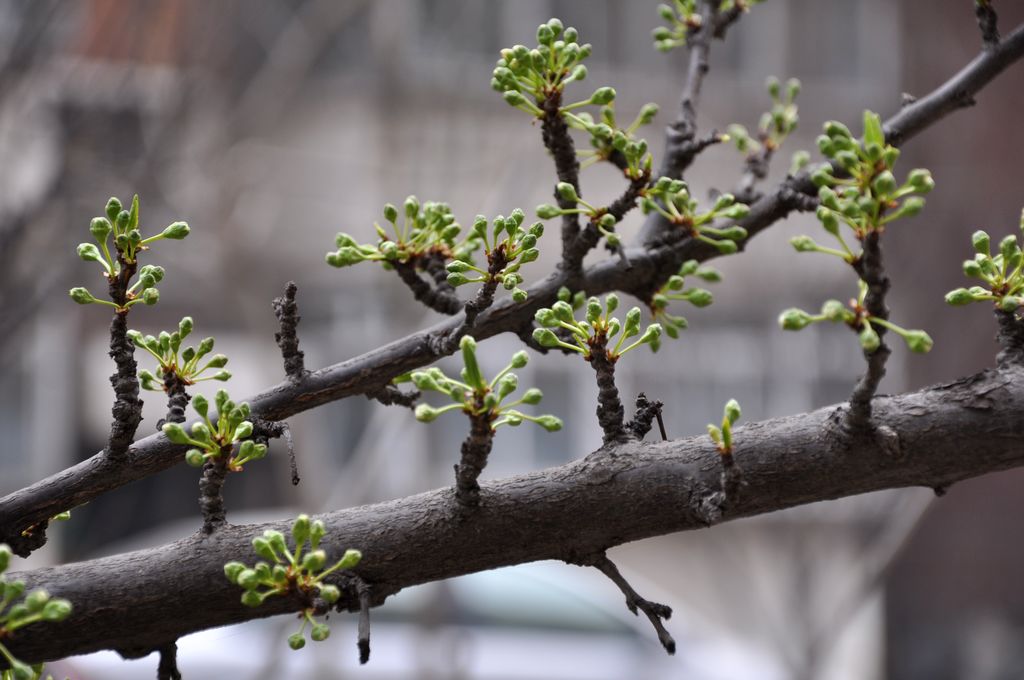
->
156, 373, 190, 431
995, 309, 1024, 366
393, 259, 462, 315
272, 281, 308, 383
198, 454, 229, 534
587, 342, 626, 444
571, 552, 675, 655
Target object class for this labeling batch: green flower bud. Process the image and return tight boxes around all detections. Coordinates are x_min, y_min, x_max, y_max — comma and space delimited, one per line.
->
893, 196, 925, 220
519, 248, 540, 264
185, 449, 206, 467
241, 590, 263, 608
509, 350, 529, 369
142, 287, 160, 305
963, 259, 984, 278
0, 544, 9, 573
590, 87, 616, 105
532, 328, 561, 348
537, 23, 554, 45
496, 373, 519, 401
161, 221, 190, 240
779, 308, 814, 331
1000, 296, 1022, 312
447, 272, 471, 286
339, 548, 362, 569
162, 423, 191, 444
106, 197, 123, 222
683, 288, 713, 307
192, 394, 208, 419
415, 404, 442, 422
263, 530, 287, 556
859, 326, 881, 352
292, 514, 311, 546
638, 323, 662, 346
824, 120, 852, 139
971, 230, 991, 255
302, 549, 327, 572
224, 561, 246, 583
945, 288, 976, 306
536, 204, 561, 219
69, 287, 97, 305
90, 217, 113, 241
638, 103, 659, 125
790, 235, 817, 252
253, 562, 272, 581
288, 633, 306, 650
821, 299, 848, 322
319, 584, 341, 604
556, 182, 578, 203
25, 589, 50, 612
42, 598, 72, 622
535, 415, 563, 432
311, 623, 331, 642
503, 90, 529, 108
205, 354, 229, 369
252, 537, 277, 562
903, 330, 933, 353
234, 421, 254, 441
724, 399, 741, 426
817, 208, 840, 235
585, 297, 602, 324
999, 234, 1019, 262
907, 169, 934, 193
872, 171, 897, 196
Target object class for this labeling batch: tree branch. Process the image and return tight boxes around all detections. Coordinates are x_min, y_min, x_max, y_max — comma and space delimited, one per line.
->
272, 281, 308, 382
6, 363, 1024, 663
1, 24, 1023, 548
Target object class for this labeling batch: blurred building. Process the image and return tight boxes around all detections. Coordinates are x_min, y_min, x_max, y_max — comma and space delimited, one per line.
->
1, 1, 1023, 678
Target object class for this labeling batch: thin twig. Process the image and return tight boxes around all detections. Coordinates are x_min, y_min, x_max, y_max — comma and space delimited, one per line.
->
577, 552, 675, 655
156, 641, 181, 680
272, 281, 308, 382
365, 384, 420, 410
392, 259, 462, 315
540, 90, 583, 274
356, 577, 372, 665
252, 418, 300, 486
975, 0, 1000, 49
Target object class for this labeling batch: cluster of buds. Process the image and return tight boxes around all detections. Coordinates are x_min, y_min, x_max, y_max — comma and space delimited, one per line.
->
533, 293, 663, 356
69, 195, 189, 311
162, 391, 267, 471
326, 197, 479, 269
946, 214, 1024, 312
707, 399, 741, 455
652, 1, 763, 51
445, 210, 542, 302
537, 183, 635, 247
492, 18, 595, 113
727, 77, 800, 156
779, 281, 933, 353
128, 317, 230, 391
409, 337, 562, 431
641, 179, 750, 253
0, 545, 72, 680
224, 516, 361, 651
804, 112, 932, 261
569, 103, 658, 178
650, 259, 721, 341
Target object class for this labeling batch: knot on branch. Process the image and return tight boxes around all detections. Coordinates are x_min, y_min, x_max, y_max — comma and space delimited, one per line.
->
272, 281, 308, 382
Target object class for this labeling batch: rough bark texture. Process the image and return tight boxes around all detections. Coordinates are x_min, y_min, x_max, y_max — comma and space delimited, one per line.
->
454, 412, 494, 507
6, 362, 1024, 663
272, 281, 309, 380
198, 454, 229, 534
848, 231, 892, 428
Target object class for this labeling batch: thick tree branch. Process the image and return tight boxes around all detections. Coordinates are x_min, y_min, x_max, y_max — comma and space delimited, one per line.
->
6, 363, 1024, 663
1, 25, 1023, 548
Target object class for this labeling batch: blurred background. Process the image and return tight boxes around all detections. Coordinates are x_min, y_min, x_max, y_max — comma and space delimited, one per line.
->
1, 1, 1023, 678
